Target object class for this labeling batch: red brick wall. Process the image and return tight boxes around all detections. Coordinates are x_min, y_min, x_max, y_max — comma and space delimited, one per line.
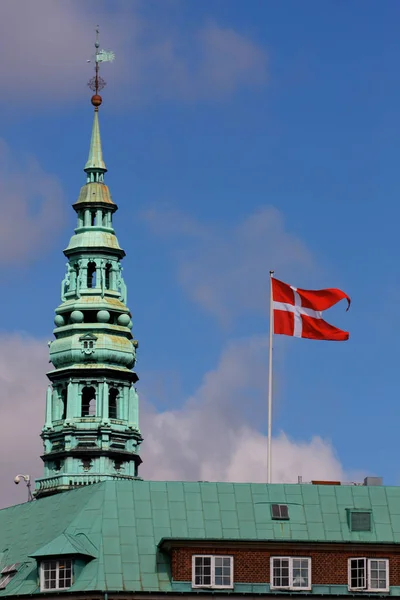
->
171, 545, 400, 585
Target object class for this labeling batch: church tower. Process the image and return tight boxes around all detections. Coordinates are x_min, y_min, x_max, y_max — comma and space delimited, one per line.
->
35, 38, 142, 498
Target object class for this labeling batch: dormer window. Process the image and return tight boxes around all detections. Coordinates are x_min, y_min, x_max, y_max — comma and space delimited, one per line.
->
40, 559, 72, 591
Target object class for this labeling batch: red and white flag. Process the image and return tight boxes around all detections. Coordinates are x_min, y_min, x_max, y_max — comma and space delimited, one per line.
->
272, 278, 351, 341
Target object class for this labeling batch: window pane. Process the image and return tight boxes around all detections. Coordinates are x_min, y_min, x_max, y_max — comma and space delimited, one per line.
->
272, 558, 290, 587
350, 559, 365, 589
369, 560, 387, 589
194, 556, 212, 586
292, 559, 309, 587
214, 556, 231, 587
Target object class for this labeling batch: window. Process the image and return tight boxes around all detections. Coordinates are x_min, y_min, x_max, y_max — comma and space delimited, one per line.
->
271, 504, 289, 519
192, 555, 233, 589
105, 263, 112, 289
40, 559, 73, 591
108, 388, 119, 419
349, 510, 372, 532
61, 389, 67, 420
74, 264, 79, 285
348, 558, 389, 592
87, 262, 96, 288
81, 386, 96, 417
270, 557, 311, 590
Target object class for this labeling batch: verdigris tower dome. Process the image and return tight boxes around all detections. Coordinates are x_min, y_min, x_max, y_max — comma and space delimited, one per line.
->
35, 80, 142, 497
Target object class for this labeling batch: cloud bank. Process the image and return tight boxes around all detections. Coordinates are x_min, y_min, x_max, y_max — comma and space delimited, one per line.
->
0, 140, 65, 265
143, 206, 315, 324
140, 335, 346, 483
0, 334, 348, 509
0, 1, 267, 107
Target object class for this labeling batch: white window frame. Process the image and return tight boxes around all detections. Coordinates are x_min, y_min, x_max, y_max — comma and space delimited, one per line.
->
270, 557, 312, 591
192, 555, 234, 589
348, 558, 389, 592
40, 559, 73, 592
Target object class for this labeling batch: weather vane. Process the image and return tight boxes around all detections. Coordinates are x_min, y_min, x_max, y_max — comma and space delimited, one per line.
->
87, 26, 115, 110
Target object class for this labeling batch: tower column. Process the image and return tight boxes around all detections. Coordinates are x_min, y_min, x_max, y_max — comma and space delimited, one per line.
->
80, 259, 88, 290
66, 380, 74, 420
44, 386, 53, 429
51, 388, 58, 421
128, 385, 139, 429
102, 380, 109, 421
84, 209, 91, 227
70, 266, 77, 290
110, 264, 118, 290
95, 258, 103, 289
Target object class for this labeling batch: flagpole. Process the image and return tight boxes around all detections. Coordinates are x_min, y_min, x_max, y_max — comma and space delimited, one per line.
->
267, 270, 274, 484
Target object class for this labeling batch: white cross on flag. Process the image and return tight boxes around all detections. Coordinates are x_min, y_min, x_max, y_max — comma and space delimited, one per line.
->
272, 278, 351, 341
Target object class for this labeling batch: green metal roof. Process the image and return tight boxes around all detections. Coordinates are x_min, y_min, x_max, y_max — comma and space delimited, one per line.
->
85, 111, 106, 172
64, 230, 123, 253
1, 480, 400, 595
29, 533, 97, 559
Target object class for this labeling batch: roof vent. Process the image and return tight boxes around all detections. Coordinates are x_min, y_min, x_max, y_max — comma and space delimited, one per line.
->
271, 504, 289, 520
348, 510, 372, 532
0, 564, 20, 590
1, 564, 19, 575
363, 476, 383, 486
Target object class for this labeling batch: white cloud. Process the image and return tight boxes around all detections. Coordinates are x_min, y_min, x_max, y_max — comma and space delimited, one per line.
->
143, 207, 315, 324
0, 139, 65, 264
0, 1, 267, 107
140, 335, 348, 483
0, 333, 351, 509
0, 334, 47, 508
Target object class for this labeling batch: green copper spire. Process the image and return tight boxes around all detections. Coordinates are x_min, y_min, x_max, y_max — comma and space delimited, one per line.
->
84, 110, 107, 175
35, 32, 141, 499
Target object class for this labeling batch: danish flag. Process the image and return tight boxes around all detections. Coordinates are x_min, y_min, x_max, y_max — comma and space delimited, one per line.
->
272, 278, 351, 341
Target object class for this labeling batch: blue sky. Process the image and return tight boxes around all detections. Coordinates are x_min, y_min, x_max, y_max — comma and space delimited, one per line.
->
0, 0, 399, 504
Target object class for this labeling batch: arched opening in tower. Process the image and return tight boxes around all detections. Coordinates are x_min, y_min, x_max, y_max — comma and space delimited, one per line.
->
61, 388, 67, 420
81, 386, 96, 417
109, 388, 119, 419
74, 264, 80, 286
87, 262, 96, 288
105, 263, 112, 289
